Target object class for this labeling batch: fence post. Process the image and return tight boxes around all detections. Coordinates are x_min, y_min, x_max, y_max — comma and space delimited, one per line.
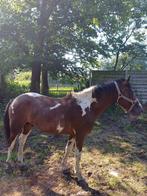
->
89, 70, 92, 86
125, 69, 128, 79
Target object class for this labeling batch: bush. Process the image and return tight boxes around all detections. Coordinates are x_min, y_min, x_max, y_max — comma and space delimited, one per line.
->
4, 71, 31, 99
6, 81, 29, 98
14, 71, 31, 87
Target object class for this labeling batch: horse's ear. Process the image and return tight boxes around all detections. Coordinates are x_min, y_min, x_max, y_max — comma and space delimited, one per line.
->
127, 76, 131, 82
123, 75, 130, 85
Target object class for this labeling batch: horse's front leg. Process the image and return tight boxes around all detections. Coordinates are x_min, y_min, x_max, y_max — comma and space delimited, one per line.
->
61, 136, 75, 172
74, 133, 85, 181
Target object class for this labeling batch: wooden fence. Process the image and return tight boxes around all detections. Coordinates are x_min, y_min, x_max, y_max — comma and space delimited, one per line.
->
92, 70, 147, 104
0, 72, 1, 89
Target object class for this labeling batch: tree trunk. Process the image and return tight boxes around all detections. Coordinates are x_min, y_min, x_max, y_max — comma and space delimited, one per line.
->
114, 50, 120, 71
41, 64, 49, 95
30, 61, 41, 93
0, 73, 6, 99
30, 0, 48, 93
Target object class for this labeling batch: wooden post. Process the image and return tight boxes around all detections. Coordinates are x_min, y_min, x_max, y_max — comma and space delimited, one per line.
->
125, 69, 128, 80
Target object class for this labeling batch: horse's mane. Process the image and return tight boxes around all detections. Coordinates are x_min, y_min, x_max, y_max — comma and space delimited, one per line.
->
71, 86, 96, 99
71, 78, 126, 100
93, 78, 126, 99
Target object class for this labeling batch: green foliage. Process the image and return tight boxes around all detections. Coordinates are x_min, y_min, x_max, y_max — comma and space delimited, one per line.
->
0, 103, 4, 120
0, 0, 146, 81
2, 70, 75, 98
6, 81, 29, 98
3, 71, 31, 98
14, 71, 31, 87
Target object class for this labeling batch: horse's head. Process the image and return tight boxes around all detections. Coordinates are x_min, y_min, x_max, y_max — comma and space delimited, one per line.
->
115, 77, 143, 121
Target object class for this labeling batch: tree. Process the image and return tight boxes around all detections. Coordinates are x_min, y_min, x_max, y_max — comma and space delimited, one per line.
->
91, 0, 147, 70
0, 0, 146, 94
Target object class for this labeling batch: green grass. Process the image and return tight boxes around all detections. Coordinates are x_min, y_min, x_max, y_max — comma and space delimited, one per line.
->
49, 86, 74, 97
50, 86, 74, 91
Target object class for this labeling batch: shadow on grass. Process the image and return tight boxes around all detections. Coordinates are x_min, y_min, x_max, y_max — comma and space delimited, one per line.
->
0, 110, 147, 195
0, 131, 108, 195
62, 169, 107, 196
85, 111, 147, 163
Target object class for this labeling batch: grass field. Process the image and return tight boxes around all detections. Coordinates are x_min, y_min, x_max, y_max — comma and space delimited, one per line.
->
0, 108, 147, 196
6, 71, 75, 98
49, 86, 74, 97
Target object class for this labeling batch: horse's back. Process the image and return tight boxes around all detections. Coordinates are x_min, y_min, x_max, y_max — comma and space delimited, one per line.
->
8, 93, 73, 133
9, 93, 52, 122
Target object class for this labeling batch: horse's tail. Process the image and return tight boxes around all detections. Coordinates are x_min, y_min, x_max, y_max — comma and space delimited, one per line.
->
4, 99, 13, 146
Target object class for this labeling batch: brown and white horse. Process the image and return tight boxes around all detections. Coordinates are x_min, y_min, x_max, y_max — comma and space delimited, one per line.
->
4, 78, 143, 180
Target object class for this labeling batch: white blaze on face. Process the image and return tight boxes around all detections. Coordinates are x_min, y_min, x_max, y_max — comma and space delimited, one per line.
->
72, 86, 97, 116
56, 121, 64, 133
138, 100, 143, 110
50, 103, 61, 110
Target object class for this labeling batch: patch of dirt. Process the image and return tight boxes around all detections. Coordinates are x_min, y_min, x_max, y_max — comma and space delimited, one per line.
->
0, 111, 147, 195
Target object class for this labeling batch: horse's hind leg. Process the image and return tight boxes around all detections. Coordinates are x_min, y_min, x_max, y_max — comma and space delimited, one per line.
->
61, 136, 75, 172
6, 120, 24, 163
6, 134, 18, 163
17, 123, 32, 164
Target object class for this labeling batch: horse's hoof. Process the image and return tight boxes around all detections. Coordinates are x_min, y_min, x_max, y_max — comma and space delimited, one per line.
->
62, 168, 70, 175
77, 178, 85, 184
19, 164, 28, 172
77, 178, 87, 189
76, 175, 85, 184
77, 178, 84, 183
5, 163, 13, 174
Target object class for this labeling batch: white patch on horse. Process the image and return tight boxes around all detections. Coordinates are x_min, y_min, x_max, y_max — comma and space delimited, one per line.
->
18, 130, 31, 164
73, 129, 76, 135
25, 92, 42, 97
11, 104, 15, 114
138, 101, 143, 110
62, 138, 75, 170
11, 99, 17, 114
50, 103, 61, 110
56, 122, 64, 133
72, 86, 97, 116
74, 147, 82, 180
6, 136, 18, 162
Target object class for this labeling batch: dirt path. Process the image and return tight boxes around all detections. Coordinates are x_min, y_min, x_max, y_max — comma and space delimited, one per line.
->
0, 111, 147, 196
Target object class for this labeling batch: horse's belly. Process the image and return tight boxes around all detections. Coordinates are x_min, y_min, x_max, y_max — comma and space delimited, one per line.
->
32, 117, 71, 135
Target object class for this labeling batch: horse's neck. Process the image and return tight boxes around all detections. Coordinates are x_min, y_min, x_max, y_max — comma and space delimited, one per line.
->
93, 86, 117, 116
